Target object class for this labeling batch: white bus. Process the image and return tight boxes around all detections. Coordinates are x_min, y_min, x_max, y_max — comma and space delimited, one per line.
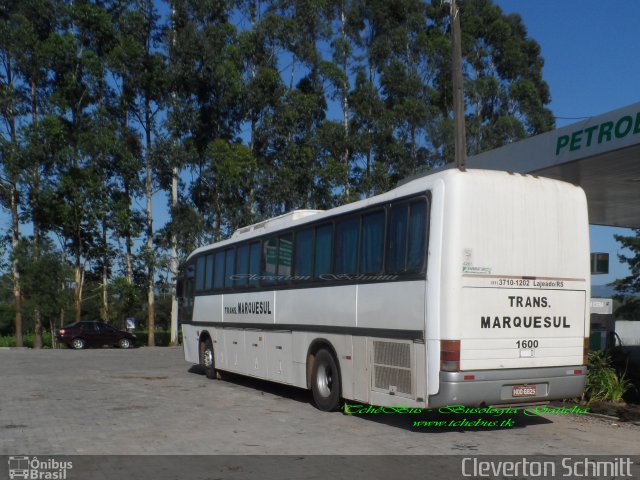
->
179, 168, 590, 411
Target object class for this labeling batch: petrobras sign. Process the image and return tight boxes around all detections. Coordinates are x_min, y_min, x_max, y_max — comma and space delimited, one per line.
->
555, 109, 640, 156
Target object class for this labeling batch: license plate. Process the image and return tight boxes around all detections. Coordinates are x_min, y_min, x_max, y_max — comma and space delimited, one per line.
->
512, 385, 537, 397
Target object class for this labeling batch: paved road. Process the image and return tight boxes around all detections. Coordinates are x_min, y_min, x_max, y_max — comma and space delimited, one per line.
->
1, 347, 638, 457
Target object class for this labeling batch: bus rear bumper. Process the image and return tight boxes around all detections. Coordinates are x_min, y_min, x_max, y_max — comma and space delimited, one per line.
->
428, 366, 587, 408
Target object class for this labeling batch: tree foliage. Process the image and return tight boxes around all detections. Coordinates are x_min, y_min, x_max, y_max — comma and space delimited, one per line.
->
0, 0, 556, 339
612, 229, 640, 320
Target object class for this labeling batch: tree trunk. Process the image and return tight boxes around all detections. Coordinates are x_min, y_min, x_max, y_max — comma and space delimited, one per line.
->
290, 55, 295, 91
31, 78, 42, 350
145, 96, 155, 347
11, 184, 23, 347
144, 0, 156, 347
169, 166, 179, 346
58, 284, 65, 349
73, 218, 84, 322
367, 62, 374, 192
126, 230, 134, 285
6, 56, 23, 347
33, 221, 42, 349
101, 217, 109, 322
74, 251, 83, 323
340, 3, 350, 198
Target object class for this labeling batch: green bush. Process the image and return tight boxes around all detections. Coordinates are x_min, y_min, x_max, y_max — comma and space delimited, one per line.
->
131, 330, 182, 347
585, 351, 633, 403
0, 332, 53, 348
0, 331, 181, 348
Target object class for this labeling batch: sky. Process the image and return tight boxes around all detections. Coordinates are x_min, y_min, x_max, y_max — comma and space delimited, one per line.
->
493, 0, 640, 286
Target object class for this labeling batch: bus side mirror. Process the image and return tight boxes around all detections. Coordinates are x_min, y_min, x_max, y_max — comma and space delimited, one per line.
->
176, 279, 184, 298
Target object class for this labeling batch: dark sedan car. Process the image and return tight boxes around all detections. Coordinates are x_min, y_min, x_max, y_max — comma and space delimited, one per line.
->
56, 321, 136, 349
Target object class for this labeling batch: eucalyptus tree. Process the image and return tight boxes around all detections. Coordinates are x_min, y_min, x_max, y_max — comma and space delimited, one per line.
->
0, 0, 27, 345
169, 0, 249, 239
70, 0, 121, 322
106, 0, 146, 311
612, 230, 640, 320
314, 0, 363, 205
13, 237, 73, 343
235, 0, 286, 218
368, 0, 433, 189
426, 0, 554, 162
32, 0, 120, 324
251, 0, 330, 214
343, 0, 393, 195
111, 0, 168, 345
8, 0, 60, 347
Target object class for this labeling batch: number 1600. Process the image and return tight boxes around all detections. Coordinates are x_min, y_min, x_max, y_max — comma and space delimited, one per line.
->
517, 340, 538, 348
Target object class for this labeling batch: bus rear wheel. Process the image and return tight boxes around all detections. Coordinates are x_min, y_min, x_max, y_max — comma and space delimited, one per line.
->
201, 338, 216, 380
311, 349, 341, 411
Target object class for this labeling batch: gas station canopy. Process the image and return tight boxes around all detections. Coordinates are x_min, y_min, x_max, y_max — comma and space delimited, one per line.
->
469, 102, 640, 228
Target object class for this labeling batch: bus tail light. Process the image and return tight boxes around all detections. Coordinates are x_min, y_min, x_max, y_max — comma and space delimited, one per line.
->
440, 340, 460, 372
583, 337, 590, 365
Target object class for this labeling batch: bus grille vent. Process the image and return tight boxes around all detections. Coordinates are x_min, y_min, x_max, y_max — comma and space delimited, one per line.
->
372, 341, 412, 396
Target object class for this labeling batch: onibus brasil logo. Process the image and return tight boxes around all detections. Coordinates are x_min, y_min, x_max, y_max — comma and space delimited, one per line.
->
8, 457, 72, 480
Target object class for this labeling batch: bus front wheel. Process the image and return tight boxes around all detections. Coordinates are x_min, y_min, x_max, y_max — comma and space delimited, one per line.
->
311, 349, 341, 411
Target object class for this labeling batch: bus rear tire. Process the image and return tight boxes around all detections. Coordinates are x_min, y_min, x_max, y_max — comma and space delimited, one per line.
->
311, 349, 341, 411
201, 338, 216, 380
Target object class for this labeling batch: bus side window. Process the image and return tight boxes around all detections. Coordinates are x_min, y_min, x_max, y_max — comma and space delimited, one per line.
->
294, 228, 313, 280
196, 256, 206, 291
407, 201, 427, 271
185, 263, 195, 310
314, 224, 333, 279
213, 250, 225, 290
224, 248, 235, 289
278, 233, 293, 282
263, 237, 278, 284
236, 244, 250, 288
205, 254, 214, 290
249, 241, 261, 287
335, 217, 359, 274
387, 204, 408, 273
360, 210, 385, 274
